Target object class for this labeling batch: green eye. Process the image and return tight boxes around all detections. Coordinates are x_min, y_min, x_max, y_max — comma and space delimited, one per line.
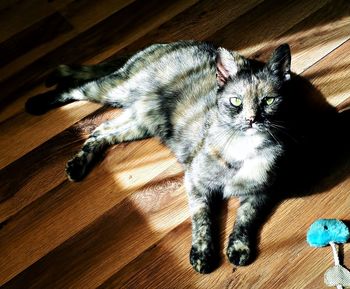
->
265, 97, 275, 105
230, 97, 242, 107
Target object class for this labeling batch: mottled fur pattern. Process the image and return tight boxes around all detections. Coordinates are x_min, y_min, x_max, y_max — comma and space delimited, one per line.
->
26, 40, 292, 274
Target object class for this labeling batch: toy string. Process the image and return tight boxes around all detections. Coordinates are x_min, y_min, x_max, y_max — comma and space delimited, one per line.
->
330, 241, 340, 266
329, 241, 343, 289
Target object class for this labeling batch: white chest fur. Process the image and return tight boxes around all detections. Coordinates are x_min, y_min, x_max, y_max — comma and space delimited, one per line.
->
221, 133, 278, 196
222, 133, 266, 161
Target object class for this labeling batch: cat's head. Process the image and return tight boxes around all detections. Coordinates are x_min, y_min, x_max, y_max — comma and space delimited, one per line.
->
216, 44, 291, 135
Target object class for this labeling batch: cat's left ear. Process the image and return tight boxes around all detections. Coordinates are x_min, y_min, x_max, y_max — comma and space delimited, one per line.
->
216, 48, 247, 86
267, 44, 291, 81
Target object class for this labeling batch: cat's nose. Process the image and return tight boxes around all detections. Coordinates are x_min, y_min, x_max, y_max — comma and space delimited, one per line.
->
246, 116, 256, 127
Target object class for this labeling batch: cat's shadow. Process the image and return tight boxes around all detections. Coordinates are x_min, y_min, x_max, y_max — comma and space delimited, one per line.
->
276, 74, 349, 199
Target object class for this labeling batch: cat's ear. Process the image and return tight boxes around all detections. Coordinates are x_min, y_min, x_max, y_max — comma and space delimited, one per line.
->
216, 48, 247, 86
267, 44, 291, 81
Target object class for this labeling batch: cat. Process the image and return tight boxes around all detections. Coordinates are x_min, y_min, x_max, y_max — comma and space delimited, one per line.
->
26, 40, 293, 274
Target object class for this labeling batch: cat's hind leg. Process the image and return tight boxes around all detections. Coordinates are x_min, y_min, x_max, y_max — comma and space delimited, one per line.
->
26, 58, 130, 115
66, 109, 151, 181
26, 71, 125, 115
25, 84, 98, 115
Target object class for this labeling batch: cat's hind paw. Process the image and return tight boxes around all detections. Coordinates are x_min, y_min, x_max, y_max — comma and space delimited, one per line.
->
25, 93, 54, 115
65, 153, 89, 182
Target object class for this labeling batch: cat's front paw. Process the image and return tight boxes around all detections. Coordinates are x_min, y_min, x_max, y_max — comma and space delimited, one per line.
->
227, 238, 251, 266
66, 153, 89, 182
189, 244, 215, 274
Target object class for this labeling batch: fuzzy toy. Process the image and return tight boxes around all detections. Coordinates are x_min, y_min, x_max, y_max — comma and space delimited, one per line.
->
307, 219, 350, 289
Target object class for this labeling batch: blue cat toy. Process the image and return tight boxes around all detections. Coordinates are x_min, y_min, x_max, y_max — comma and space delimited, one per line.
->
307, 219, 350, 289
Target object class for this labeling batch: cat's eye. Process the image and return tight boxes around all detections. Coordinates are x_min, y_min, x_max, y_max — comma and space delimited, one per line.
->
230, 97, 242, 107
265, 97, 275, 105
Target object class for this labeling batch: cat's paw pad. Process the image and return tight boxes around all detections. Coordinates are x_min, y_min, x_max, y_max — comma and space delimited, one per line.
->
227, 239, 251, 266
189, 244, 215, 274
66, 154, 88, 182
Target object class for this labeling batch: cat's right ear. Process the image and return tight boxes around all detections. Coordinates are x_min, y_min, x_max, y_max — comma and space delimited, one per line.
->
216, 48, 247, 86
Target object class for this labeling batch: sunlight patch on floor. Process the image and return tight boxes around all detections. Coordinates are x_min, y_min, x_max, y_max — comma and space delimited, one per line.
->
113, 156, 177, 191
239, 17, 350, 75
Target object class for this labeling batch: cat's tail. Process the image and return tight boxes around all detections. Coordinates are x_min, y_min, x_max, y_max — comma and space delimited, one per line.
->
45, 56, 130, 88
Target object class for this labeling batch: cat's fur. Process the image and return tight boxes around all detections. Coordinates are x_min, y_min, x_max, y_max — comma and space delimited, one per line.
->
26, 41, 293, 273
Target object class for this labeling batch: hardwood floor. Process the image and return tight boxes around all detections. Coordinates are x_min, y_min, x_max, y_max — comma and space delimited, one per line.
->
0, 0, 349, 288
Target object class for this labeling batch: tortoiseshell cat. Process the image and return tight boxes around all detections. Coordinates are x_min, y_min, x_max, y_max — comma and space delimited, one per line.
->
26, 41, 293, 273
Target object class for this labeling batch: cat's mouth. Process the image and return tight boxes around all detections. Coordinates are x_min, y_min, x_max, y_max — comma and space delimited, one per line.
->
240, 123, 261, 133
244, 128, 258, 136
240, 122, 273, 136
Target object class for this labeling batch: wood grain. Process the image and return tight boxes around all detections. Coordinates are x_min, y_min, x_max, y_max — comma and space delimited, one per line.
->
0, 12, 73, 67
1, 0, 349, 288
0, 0, 135, 78
303, 39, 350, 106
0, 0, 58, 43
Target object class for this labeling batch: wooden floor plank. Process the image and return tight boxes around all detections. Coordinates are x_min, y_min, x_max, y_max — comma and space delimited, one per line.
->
0, 0, 135, 80
246, 0, 350, 74
206, 0, 330, 53
0, 108, 118, 219
0, 101, 102, 170
0, 84, 53, 124
303, 39, 350, 107
0, 12, 74, 67
89, 0, 265, 63
0, 0, 57, 43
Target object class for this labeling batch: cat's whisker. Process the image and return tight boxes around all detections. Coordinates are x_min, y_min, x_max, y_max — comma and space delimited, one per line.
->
269, 122, 286, 129
269, 123, 299, 144
222, 129, 239, 153
266, 128, 282, 146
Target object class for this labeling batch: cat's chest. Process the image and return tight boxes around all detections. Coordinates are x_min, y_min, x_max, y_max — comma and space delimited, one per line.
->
200, 134, 279, 196
221, 133, 267, 161
222, 147, 276, 197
